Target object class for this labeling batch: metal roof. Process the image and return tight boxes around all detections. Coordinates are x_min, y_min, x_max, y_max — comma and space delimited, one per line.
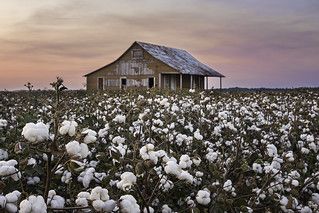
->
137, 41, 224, 77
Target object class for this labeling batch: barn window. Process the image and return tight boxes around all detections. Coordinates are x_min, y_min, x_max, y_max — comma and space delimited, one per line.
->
132, 49, 143, 59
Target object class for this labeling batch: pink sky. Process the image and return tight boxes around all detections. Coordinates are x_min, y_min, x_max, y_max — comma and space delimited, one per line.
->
0, 0, 318, 90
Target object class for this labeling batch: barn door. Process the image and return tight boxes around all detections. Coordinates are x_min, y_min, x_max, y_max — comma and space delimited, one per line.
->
97, 77, 103, 90
170, 75, 176, 90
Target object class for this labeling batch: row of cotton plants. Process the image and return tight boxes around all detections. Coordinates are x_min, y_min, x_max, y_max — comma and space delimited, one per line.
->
0, 80, 319, 212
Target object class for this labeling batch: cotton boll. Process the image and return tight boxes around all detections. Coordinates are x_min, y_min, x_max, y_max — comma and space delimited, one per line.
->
117, 172, 137, 191
192, 157, 201, 166
93, 200, 105, 212
161, 204, 172, 213
76, 192, 90, 207
143, 207, 154, 213
90, 186, 109, 201
47, 190, 65, 209
103, 200, 116, 212
0, 149, 8, 160
59, 120, 78, 137
311, 193, 319, 205
252, 163, 263, 173
22, 122, 49, 143
0, 196, 6, 208
266, 144, 277, 157
178, 171, 194, 183
179, 155, 192, 169
223, 180, 233, 192
65, 141, 89, 159
119, 195, 140, 213
196, 190, 211, 205
113, 115, 126, 123
140, 144, 158, 164
164, 161, 182, 176
65, 141, 81, 156
82, 129, 97, 144
194, 129, 203, 140
19, 195, 47, 213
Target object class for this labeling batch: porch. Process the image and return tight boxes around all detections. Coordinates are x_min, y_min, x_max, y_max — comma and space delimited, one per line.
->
159, 73, 223, 90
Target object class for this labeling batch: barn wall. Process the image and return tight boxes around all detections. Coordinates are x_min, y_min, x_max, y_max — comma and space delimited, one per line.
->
86, 43, 178, 90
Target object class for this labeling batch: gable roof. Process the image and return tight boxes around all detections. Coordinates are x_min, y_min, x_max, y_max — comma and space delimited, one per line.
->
84, 41, 225, 77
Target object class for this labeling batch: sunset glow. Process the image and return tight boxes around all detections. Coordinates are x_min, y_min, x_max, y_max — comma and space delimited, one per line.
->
0, 0, 318, 90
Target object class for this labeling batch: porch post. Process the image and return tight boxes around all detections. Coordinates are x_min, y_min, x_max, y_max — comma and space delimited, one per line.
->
190, 75, 193, 89
220, 77, 222, 90
206, 76, 208, 90
158, 73, 161, 89
180, 74, 183, 89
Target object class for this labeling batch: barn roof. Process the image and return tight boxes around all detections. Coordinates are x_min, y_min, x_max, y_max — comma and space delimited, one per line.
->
84, 41, 225, 77
136, 41, 224, 77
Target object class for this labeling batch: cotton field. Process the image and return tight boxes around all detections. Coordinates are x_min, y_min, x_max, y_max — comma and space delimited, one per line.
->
0, 85, 319, 212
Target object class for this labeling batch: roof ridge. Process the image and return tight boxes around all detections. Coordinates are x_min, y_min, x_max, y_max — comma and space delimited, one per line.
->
136, 41, 188, 53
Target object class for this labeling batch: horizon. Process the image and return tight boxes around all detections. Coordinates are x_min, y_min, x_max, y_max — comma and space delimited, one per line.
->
0, 0, 319, 90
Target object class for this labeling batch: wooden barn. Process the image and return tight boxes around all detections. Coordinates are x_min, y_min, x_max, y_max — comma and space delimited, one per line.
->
84, 41, 225, 90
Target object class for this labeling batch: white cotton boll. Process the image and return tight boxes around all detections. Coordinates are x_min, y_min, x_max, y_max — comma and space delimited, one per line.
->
79, 143, 89, 158
19, 195, 47, 213
113, 115, 126, 123
0, 149, 8, 160
93, 200, 105, 212
103, 200, 116, 212
0, 119, 7, 129
65, 141, 89, 159
0, 195, 6, 208
90, 186, 109, 201
119, 195, 140, 213
139, 144, 158, 164
171, 104, 179, 112
223, 180, 233, 192
47, 191, 65, 209
65, 141, 81, 156
112, 136, 125, 144
117, 172, 137, 191
196, 190, 211, 205
179, 155, 192, 169
27, 158, 36, 166
192, 157, 201, 166
291, 180, 299, 187
300, 206, 312, 213
164, 161, 181, 176
206, 150, 218, 163
6, 203, 18, 213
76, 192, 90, 207
311, 193, 319, 205
22, 122, 49, 143
178, 171, 194, 183
266, 144, 277, 157
194, 129, 203, 140
59, 120, 78, 137
82, 129, 97, 144
143, 207, 154, 213
252, 163, 263, 173
301, 147, 310, 154
189, 89, 195, 93
162, 204, 172, 213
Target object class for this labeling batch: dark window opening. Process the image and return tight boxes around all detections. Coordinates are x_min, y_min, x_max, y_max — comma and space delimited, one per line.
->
148, 77, 154, 88
121, 78, 127, 89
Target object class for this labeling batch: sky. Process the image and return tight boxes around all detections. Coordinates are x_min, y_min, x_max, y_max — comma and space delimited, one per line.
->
0, 0, 318, 90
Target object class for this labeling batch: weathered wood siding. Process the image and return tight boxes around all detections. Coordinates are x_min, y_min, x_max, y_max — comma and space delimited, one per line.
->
86, 43, 177, 90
